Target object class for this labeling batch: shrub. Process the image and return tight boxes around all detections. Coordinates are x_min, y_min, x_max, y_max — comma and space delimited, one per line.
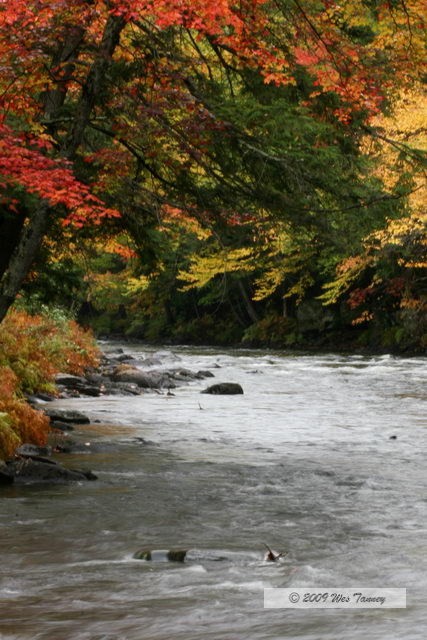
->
0, 366, 50, 459
0, 308, 100, 458
0, 308, 99, 392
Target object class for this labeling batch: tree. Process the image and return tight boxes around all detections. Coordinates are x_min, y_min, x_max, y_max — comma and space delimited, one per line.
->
0, 0, 425, 324
319, 86, 426, 349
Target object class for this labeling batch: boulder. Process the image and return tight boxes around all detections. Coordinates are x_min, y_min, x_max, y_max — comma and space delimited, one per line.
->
105, 387, 138, 396
60, 389, 81, 399
25, 394, 47, 405
43, 408, 91, 424
55, 373, 87, 387
112, 368, 174, 389
73, 468, 98, 480
54, 372, 105, 397
74, 384, 103, 397
100, 380, 142, 396
201, 383, 244, 395
134, 549, 187, 562
6, 457, 97, 484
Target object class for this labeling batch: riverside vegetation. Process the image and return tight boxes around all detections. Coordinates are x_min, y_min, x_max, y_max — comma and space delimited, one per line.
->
0, 304, 217, 471
0, 307, 99, 460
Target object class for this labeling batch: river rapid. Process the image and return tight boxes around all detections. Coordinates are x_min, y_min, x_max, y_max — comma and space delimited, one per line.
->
1, 345, 426, 640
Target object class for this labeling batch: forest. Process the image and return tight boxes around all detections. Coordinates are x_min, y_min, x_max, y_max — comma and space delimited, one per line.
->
0, 1, 426, 455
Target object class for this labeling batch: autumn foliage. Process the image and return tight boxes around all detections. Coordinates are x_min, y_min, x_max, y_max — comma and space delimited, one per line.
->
0, 0, 426, 367
0, 308, 99, 459
1, 0, 424, 215
0, 367, 50, 460
0, 124, 120, 226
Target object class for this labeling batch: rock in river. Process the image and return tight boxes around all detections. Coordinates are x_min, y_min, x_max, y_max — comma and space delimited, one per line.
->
43, 408, 91, 424
55, 373, 87, 387
134, 549, 187, 562
201, 383, 244, 395
4, 456, 97, 484
112, 367, 173, 389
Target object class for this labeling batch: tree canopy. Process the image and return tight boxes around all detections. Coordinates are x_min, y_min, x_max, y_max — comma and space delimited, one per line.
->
0, 0, 426, 350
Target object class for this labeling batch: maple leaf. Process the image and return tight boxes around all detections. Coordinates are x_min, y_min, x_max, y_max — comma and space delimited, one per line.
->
0, 124, 120, 224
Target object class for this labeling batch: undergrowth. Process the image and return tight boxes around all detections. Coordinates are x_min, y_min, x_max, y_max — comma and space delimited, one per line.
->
0, 307, 99, 459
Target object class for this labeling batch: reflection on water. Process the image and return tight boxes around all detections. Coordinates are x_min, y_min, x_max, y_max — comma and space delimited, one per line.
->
1, 347, 427, 639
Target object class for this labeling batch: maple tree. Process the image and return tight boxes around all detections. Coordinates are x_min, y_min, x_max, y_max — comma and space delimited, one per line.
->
0, 0, 425, 350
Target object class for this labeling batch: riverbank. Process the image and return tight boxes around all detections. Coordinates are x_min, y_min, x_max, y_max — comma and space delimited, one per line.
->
1, 345, 218, 483
95, 331, 427, 358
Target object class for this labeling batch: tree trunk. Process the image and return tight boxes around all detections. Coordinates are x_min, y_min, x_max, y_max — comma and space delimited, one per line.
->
237, 278, 260, 324
0, 203, 50, 322
0, 208, 27, 280
63, 14, 125, 157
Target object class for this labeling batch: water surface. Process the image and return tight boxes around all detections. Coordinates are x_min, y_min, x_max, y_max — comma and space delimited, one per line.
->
1, 346, 426, 639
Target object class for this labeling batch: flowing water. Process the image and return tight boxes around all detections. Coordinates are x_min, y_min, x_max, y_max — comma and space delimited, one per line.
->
1, 345, 427, 640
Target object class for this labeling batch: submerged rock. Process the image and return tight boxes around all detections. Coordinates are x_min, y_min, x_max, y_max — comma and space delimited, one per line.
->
134, 549, 187, 562
196, 370, 215, 378
140, 357, 163, 367
113, 353, 136, 363
201, 383, 244, 395
102, 347, 124, 355
50, 420, 75, 432
43, 408, 91, 424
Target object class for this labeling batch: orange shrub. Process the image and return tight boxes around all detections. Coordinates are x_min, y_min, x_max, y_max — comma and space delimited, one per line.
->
0, 366, 50, 459
0, 308, 100, 458
0, 309, 100, 393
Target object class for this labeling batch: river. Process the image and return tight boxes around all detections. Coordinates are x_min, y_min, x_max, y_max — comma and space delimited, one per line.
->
1, 345, 426, 639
